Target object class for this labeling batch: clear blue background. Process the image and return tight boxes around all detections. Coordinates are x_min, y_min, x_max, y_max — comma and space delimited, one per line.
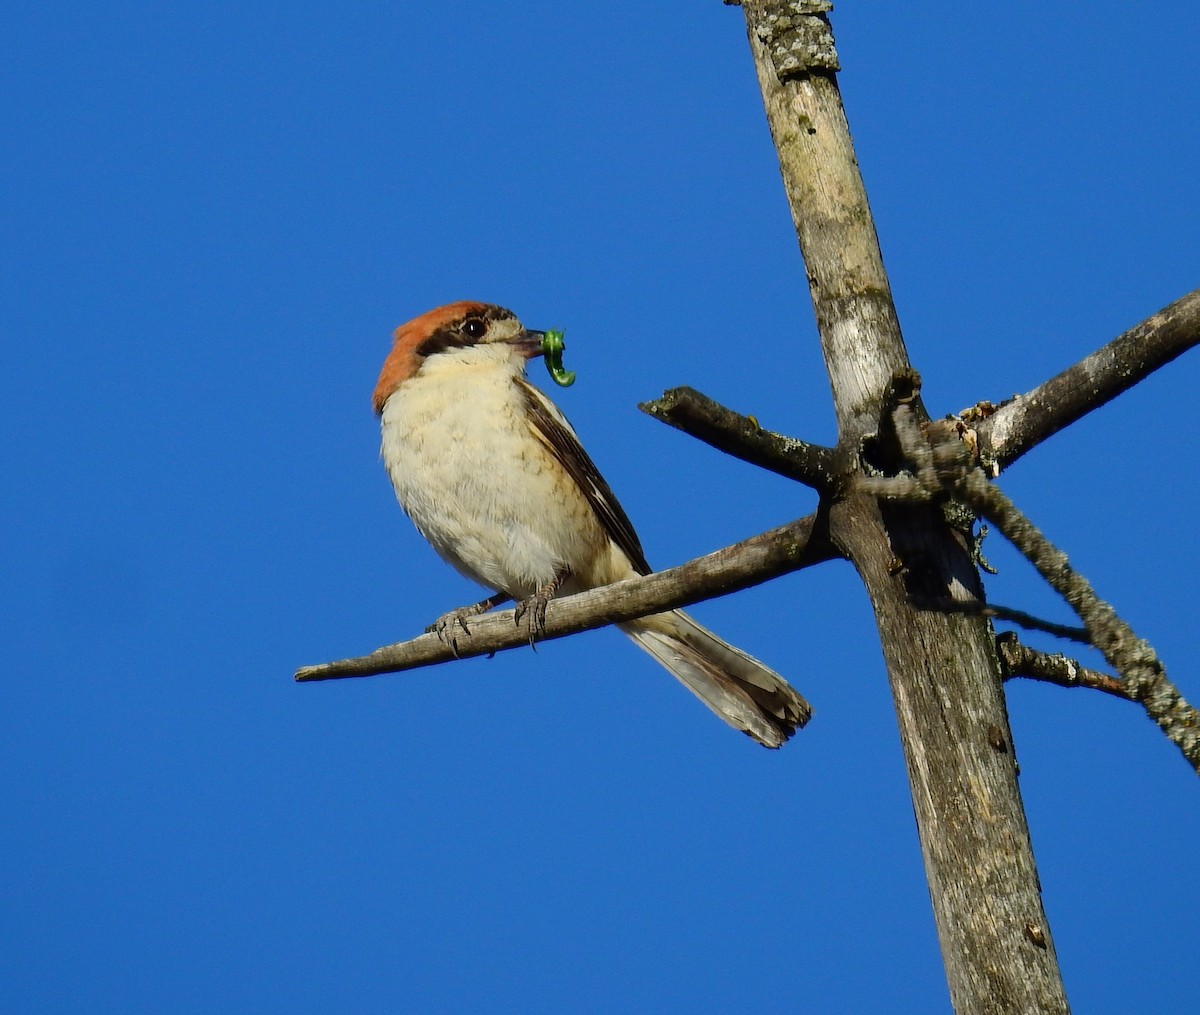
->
4, 3, 1197, 1012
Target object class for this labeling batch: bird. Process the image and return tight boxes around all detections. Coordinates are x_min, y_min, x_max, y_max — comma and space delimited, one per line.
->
372, 300, 811, 747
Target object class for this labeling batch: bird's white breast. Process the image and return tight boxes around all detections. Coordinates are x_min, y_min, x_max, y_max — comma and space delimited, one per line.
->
379, 355, 607, 598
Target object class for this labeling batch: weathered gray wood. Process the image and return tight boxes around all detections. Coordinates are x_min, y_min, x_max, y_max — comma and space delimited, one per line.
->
639, 386, 838, 490
737, 3, 1069, 1010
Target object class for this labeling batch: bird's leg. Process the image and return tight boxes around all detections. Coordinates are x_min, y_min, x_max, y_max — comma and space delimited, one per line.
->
426, 590, 513, 655
514, 568, 571, 645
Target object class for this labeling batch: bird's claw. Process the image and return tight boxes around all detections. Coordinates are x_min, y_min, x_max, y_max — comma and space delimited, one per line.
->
423, 591, 512, 656
513, 570, 568, 647
513, 593, 552, 646
426, 609, 475, 657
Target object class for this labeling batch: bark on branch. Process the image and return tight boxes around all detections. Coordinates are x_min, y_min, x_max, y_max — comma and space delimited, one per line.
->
296, 514, 833, 682
953, 463, 1200, 774
975, 288, 1200, 472
737, 3, 1069, 1011
868, 398, 1200, 773
639, 386, 838, 490
997, 633, 1132, 700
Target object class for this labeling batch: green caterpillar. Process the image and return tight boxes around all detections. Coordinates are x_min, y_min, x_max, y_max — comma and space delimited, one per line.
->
541, 329, 576, 387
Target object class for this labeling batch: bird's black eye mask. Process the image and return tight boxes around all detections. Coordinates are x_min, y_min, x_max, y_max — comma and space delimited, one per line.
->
414, 326, 471, 359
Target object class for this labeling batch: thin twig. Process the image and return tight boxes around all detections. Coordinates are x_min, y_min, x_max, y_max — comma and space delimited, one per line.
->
639, 386, 837, 491
296, 513, 835, 682
953, 460, 1200, 774
910, 597, 1089, 644
996, 632, 1132, 700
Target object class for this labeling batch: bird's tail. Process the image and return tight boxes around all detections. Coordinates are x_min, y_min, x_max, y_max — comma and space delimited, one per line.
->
620, 610, 811, 748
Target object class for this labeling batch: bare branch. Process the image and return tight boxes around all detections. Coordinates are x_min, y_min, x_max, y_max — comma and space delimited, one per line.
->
296, 514, 834, 682
976, 288, 1200, 471
952, 459, 1200, 774
955, 472, 1200, 772
865, 399, 1200, 772
639, 386, 837, 490
911, 597, 1089, 644
996, 633, 1132, 700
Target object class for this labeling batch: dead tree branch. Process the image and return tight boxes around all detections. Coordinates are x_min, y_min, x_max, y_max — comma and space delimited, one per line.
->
996, 633, 1132, 700
868, 398, 1200, 774
952, 462, 1200, 774
737, 3, 1068, 1010
297, 513, 834, 682
910, 598, 1089, 644
975, 288, 1200, 472
639, 386, 838, 490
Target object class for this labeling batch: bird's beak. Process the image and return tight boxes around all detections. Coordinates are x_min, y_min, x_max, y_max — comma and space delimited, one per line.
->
514, 328, 546, 359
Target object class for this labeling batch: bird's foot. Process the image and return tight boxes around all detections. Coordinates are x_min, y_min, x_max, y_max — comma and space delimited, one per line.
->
513, 570, 570, 646
426, 591, 512, 656
426, 609, 473, 656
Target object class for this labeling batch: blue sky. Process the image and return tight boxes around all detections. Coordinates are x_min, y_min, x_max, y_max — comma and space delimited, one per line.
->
3, 3, 1197, 1012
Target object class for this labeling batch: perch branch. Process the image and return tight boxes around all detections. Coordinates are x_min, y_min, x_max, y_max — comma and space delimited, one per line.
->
639, 386, 837, 491
296, 513, 835, 682
996, 632, 1132, 700
975, 288, 1200, 472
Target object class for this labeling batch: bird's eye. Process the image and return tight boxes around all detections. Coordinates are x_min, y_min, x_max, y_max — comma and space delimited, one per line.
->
462, 317, 487, 340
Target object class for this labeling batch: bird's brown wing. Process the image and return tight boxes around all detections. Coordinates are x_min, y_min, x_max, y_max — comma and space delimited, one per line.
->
517, 378, 652, 576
